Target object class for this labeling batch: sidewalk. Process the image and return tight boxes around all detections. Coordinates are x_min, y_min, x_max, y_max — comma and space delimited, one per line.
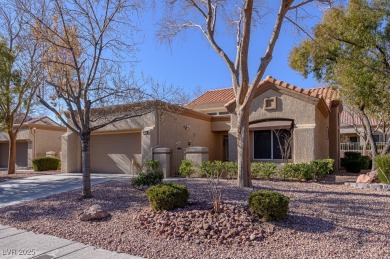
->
0, 173, 131, 208
0, 225, 142, 259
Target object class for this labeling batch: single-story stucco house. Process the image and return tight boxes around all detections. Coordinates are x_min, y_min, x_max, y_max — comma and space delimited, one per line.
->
61, 76, 342, 176
0, 117, 66, 169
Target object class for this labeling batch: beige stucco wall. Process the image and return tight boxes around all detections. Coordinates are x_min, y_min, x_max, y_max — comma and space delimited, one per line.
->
61, 132, 81, 173
158, 111, 215, 175
229, 87, 327, 163
314, 108, 330, 159
34, 129, 65, 158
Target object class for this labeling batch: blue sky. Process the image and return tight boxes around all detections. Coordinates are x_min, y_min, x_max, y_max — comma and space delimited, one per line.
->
134, 2, 330, 97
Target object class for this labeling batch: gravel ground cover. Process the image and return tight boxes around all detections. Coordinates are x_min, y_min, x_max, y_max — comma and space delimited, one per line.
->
0, 178, 389, 258
0, 170, 61, 182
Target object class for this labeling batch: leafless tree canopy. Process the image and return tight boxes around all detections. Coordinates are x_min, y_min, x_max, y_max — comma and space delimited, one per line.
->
16, 0, 183, 135
158, 0, 334, 188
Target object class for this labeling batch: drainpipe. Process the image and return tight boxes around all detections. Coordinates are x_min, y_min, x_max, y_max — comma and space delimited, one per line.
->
151, 109, 161, 160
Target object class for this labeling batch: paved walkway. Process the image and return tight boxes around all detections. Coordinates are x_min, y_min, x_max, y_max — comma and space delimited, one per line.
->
0, 173, 131, 208
0, 225, 142, 259
0, 173, 142, 259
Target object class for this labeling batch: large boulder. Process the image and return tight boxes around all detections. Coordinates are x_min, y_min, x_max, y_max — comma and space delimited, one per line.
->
79, 204, 110, 221
356, 171, 378, 184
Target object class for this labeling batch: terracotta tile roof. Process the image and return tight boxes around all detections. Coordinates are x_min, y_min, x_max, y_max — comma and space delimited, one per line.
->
188, 76, 340, 109
187, 88, 235, 106
340, 110, 379, 127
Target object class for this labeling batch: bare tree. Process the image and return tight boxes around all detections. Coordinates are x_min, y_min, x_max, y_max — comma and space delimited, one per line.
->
159, 0, 333, 187
0, 2, 41, 174
18, 0, 180, 198
273, 128, 294, 163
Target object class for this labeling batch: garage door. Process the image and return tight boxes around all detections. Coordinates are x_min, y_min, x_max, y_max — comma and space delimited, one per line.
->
0, 142, 28, 169
90, 133, 141, 174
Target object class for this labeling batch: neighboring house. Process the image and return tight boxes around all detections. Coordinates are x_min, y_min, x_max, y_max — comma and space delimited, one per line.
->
0, 117, 66, 169
340, 111, 389, 155
61, 76, 342, 175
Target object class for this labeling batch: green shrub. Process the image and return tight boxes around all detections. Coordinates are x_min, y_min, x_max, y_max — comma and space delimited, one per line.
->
359, 155, 372, 170
131, 160, 163, 188
32, 157, 61, 171
344, 152, 362, 160
200, 161, 226, 178
248, 190, 289, 221
341, 152, 366, 173
310, 159, 334, 181
374, 154, 390, 184
280, 163, 313, 180
344, 160, 363, 174
225, 161, 238, 179
251, 162, 277, 179
146, 182, 189, 211
179, 159, 196, 178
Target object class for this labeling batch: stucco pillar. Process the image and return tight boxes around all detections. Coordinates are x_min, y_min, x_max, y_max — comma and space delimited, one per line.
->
185, 146, 209, 166
293, 125, 316, 163
142, 126, 156, 162
153, 147, 172, 178
27, 141, 33, 169
61, 132, 81, 173
228, 130, 238, 162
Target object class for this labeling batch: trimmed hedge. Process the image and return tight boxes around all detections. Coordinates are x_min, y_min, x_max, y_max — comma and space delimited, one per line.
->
280, 163, 313, 180
146, 182, 189, 211
248, 190, 289, 221
251, 162, 277, 179
374, 154, 390, 184
341, 152, 371, 173
32, 157, 60, 171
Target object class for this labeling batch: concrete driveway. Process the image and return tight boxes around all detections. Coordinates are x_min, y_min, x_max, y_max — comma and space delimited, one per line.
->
0, 173, 131, 208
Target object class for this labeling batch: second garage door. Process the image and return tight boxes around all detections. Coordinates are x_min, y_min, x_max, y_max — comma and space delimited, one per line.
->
90, 133, 141, 174
0, 142, 28, 169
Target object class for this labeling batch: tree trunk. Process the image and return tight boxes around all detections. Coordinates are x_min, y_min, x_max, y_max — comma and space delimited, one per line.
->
237, 106, 251, 188
81, 133, 92, 198
7, 131, 16, 175
359, 109, 378, 170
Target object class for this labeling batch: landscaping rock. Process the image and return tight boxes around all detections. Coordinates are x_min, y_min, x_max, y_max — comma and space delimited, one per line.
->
356, 171, 377, 184
79, 204, 110, 221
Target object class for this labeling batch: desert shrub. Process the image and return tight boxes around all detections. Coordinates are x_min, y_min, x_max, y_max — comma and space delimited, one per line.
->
251, 162, 277, 179
146, 182, 189, 211
131, 160, 163, 188
280, 163, 313, 180
32, 157, 61, 171
341, 152, 366, 173
374, 154, 390, 184
310, 159, 334, 181
344, 152, 362, 160
146, 159, 160, 171
200, 161, 225, 178
225, 161, 238, 179
359, 155, 372, 170
344, 160, 363, 174
248, 190, 289, 221
179, 159, 196, 178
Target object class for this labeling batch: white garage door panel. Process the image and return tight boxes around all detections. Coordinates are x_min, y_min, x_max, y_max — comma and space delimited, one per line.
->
90, 133, 141, 174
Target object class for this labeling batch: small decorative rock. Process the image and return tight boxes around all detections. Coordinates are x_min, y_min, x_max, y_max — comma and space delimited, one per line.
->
79, 204, 111, 221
